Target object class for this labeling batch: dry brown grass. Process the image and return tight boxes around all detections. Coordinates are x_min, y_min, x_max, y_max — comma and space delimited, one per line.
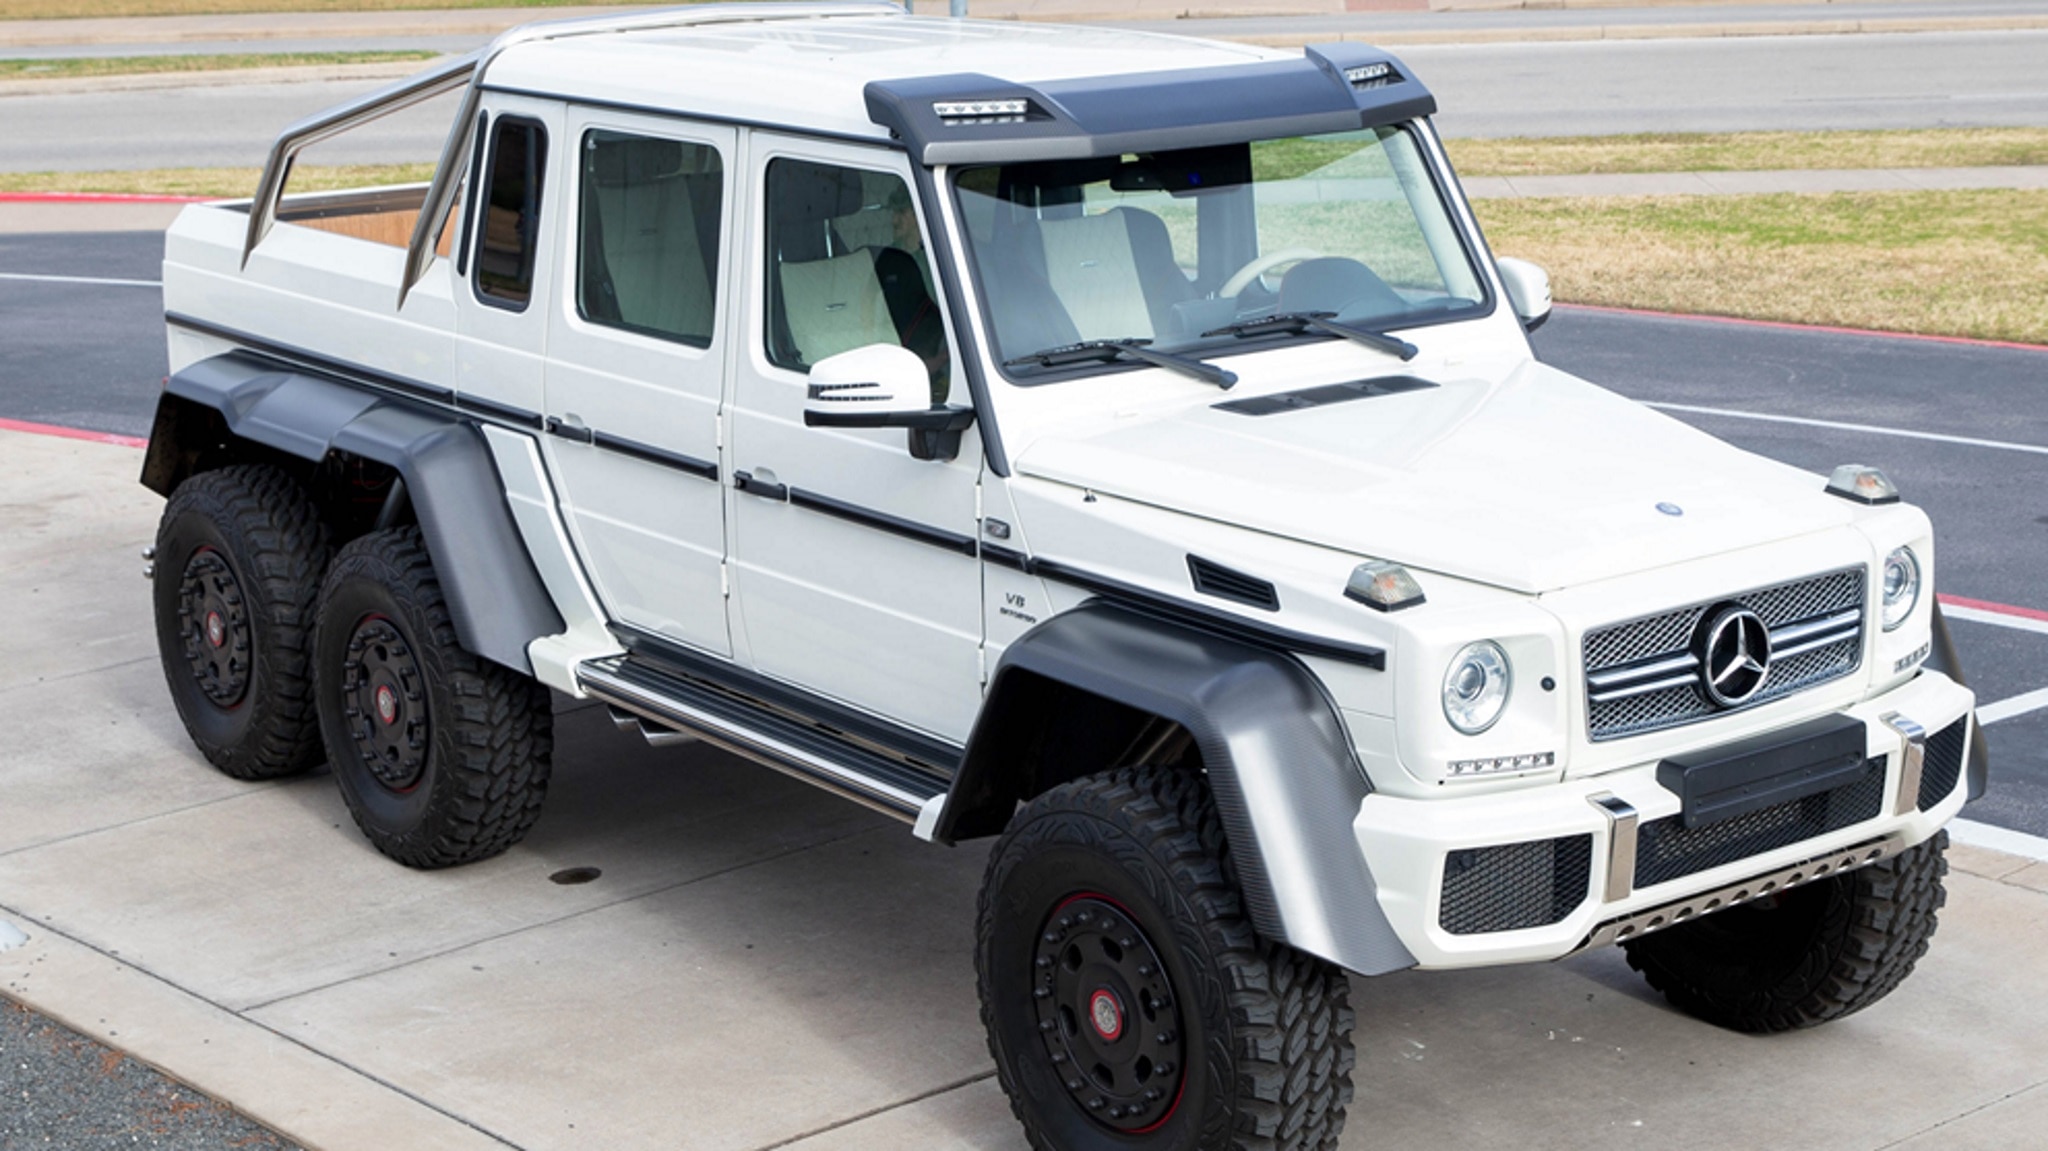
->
0, 50, 434, 78
0, 162, 431, 196
0, 0, 656, 17
1445, 129, 2048, 178
1476, 189, 2048, 345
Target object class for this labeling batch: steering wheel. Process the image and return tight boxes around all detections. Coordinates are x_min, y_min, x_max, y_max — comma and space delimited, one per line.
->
1218, 247, 1325, 298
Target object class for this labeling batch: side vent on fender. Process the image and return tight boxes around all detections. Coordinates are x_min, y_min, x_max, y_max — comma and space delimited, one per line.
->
1187, 555, 1280, 612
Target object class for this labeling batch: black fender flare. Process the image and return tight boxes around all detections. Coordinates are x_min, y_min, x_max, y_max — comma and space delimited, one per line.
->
142, 351, 563, 675
941, 600, 1417, 976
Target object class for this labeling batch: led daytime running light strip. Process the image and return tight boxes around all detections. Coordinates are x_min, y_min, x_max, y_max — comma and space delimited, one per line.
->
1447, 751, 1555, 777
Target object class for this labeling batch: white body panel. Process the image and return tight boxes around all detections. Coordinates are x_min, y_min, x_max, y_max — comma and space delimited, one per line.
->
156, 8, 1976, 974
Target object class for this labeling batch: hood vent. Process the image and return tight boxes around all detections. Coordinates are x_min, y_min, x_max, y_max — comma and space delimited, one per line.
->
1213, 375, 1434, 417
1188, 555, 1280, 611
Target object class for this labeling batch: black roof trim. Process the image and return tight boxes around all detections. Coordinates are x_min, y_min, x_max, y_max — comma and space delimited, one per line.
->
865, 44, 1435, 166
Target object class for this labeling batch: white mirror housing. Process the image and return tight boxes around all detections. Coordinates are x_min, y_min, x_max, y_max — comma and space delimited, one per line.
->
1495, 257, 1552, 333
805, 344, 932, 418
803, 343, 975, 462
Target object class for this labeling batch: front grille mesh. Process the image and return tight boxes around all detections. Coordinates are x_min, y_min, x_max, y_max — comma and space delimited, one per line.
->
1918, 718, 1969, 811
1634, 762, 1886, 889
1584, 568, 1867, 741
1440, 835, 1593, 935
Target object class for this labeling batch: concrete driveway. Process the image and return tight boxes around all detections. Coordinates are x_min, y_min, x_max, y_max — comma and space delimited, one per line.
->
3, 426, 2047, 1151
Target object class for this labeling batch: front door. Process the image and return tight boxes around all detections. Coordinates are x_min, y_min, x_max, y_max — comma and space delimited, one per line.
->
541, 109, 739, 657
726, 133, 983, 741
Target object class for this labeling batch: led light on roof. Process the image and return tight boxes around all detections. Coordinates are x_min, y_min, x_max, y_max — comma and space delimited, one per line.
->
1344, 62, 1396, 87
1447, 751, 1556, 779
1344, 560, 1424, 612
934, 99, 1030, 120
1825, 464, 1901, 505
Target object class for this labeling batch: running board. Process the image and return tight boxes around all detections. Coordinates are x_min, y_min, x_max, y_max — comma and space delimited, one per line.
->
578, 654, 951, 824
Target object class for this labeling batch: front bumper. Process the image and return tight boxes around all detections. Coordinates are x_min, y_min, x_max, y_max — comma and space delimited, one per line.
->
1353, 669, 1975, 970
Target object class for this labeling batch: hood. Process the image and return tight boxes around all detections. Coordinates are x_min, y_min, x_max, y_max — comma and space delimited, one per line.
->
1012, 361, 1856, 593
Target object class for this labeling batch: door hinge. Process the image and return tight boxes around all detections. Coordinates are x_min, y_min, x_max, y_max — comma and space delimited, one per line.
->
720, 562, 730, 598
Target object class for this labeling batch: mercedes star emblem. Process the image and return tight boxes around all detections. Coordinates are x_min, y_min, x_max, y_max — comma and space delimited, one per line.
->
1698, 605, 1772, 707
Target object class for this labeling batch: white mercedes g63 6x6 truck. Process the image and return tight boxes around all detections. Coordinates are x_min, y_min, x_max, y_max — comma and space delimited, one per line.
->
142, 6, 1984, 1148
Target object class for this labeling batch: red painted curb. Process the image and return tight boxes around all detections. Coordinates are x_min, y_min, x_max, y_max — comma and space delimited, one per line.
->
0, 417, 148, 448
0, 192, 208, 205
1939, 594, 2048, 624
1557, 303, 2048, 354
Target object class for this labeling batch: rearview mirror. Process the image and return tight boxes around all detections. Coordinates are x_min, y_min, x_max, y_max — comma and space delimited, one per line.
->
1495, 257, 1552, 333
804, 344, 976, 462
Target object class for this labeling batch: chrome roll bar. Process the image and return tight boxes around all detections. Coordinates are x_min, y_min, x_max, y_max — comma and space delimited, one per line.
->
236, 3, 909, 308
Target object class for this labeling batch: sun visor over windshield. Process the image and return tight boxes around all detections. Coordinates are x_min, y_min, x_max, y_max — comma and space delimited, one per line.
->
865, 44, 1436, 167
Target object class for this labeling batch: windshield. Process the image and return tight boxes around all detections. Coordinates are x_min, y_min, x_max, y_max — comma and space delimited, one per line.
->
952, 125, 1488, 381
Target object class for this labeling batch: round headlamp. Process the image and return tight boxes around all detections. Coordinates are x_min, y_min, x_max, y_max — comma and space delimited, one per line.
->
1442, 641, 1511, 735
1882, 546, 1921, 631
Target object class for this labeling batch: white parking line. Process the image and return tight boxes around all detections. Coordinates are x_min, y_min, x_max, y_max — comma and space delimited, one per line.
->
0, 271, 161, 289
1978, 686, 2048, 727
1647, 401, 2048, 458
1950, 818, 2048, 865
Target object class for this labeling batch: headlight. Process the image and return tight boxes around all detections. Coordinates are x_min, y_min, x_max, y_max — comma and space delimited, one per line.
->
1882, 546, 1921, 631
1442, 641, 1511, 735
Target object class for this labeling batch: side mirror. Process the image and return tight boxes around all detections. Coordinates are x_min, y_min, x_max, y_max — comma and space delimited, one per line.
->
1495, 257, 1552, 333
804, 344, 976, 462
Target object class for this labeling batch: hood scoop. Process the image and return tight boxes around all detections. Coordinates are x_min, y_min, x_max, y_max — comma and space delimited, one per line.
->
1213, 375, 1435, 417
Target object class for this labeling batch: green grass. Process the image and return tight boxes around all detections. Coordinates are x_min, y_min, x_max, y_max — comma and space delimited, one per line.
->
0, 0, 662, 17
0, 50, 437, 79
1444, 128, 2048, 177
1475, 188, 2048, 345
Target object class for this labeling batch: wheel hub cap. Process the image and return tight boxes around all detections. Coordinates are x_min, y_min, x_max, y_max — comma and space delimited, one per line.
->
176, 547, 250, 707
341, 615, 428, 792
1032, 895, 1186, 1133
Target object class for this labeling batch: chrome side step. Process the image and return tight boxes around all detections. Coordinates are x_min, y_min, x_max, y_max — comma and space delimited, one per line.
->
1573, 831, 1911, 954
579, 655, 950, 824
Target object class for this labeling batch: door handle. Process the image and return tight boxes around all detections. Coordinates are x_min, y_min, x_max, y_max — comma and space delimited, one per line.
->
545, 414, 594, 444
733, 469, 787, 501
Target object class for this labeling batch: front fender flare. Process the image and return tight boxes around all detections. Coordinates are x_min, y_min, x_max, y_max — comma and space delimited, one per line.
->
944, 601, 1416, 976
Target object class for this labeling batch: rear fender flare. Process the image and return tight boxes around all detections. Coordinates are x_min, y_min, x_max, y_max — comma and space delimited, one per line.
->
143, 351, 563, 674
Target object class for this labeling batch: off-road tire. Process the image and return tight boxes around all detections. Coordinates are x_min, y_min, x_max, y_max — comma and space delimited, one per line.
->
977, 766, 1355, 1151
152, 464, 330, 780
313, 526, 552, 868
1623, 831, 1949, 1033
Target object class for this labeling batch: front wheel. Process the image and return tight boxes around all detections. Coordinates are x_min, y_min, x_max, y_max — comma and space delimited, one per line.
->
313, 527, 553, 868
977, 767, 1355, 1151
1624, 831, 1949, 1032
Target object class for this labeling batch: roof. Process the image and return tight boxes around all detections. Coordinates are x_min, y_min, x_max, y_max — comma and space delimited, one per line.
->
481, 9, 1388, 153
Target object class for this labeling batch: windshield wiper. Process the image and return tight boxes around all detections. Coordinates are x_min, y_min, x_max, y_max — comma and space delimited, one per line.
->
1004, 338, 1237, 390
1202, 311, 1419, 362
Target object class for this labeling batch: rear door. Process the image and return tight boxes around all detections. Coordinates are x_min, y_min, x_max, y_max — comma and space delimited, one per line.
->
541, 109, 739, 657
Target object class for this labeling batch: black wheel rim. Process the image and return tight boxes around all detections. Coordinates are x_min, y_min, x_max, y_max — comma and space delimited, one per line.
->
177, 546, 251, 707
1032, 893, 1187, 1133
341, 614, 429, 792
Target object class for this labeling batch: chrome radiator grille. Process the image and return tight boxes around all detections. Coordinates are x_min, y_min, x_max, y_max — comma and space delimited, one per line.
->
1583, 567, 1867, 741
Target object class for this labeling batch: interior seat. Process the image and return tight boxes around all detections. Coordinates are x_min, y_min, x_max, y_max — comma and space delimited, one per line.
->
1034, 206, 1196, 340
582, 137, 719, 344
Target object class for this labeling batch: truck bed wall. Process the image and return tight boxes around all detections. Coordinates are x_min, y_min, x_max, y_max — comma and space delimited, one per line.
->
162, 197, 459, 392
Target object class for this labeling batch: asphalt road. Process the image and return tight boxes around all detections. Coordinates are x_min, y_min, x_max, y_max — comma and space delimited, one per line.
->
2, 228, 2044, 836
4, 27, 2048, 172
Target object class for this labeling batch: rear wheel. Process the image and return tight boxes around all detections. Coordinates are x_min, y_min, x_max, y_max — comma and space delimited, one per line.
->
1623, 831, 1949, 1032
151, 465, 330, 780
977, 767, 1355, 1151
314, 527, 553, 868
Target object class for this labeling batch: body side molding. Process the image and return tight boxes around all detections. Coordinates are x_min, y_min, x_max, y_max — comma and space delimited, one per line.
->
145, 350, 565, 674
940, 601, 1417, 976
